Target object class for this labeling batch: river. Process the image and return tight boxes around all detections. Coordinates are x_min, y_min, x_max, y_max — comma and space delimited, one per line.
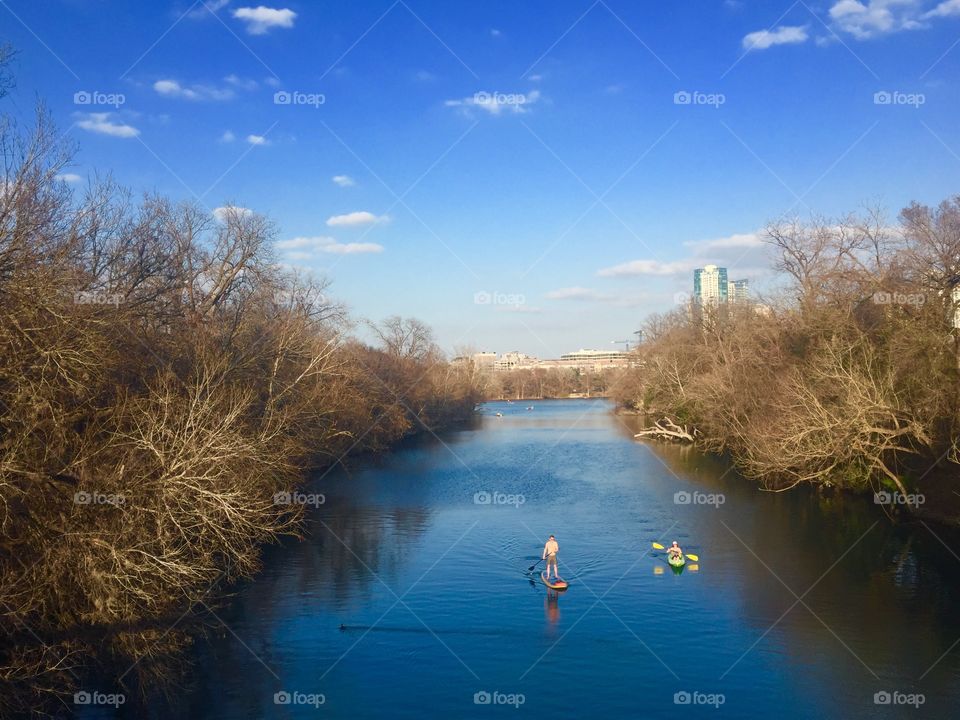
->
81, 399, 960, 719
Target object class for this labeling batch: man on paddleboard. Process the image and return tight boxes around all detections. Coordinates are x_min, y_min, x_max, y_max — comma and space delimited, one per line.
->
542, 535, 559, 580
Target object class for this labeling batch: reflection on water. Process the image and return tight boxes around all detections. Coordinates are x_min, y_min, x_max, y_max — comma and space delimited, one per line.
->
65, 399, 960, 719
544, 589, 561, 631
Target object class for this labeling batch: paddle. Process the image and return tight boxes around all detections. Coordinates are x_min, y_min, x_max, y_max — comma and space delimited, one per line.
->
527, 557, 544, 572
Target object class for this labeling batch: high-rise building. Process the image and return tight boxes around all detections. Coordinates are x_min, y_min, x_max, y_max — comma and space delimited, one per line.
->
728, 278, 750, 303
693, 266, 751, 307
694, 265, 728, 305
953, 285, 960, 330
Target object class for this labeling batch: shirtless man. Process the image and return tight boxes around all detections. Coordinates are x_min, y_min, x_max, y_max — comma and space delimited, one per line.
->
542, 535, 559, 580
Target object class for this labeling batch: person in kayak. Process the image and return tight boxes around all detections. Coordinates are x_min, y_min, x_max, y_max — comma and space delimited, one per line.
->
667, 541, 683, 562
542, 535, 560, 580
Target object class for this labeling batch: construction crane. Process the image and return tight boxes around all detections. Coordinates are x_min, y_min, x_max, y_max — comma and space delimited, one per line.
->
613, 331, 643, 352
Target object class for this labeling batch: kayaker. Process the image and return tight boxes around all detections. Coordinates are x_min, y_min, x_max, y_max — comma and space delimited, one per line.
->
542, 535, 560, 580
667, 541, 683, 561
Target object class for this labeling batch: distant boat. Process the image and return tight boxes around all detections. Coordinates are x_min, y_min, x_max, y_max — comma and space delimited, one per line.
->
495, 412, 503, 417
526, 406, 534, 411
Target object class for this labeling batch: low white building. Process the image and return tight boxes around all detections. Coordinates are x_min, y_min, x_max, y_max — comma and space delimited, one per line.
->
472, 352, 498, 370
494, 351, 537, 371
538, 349, 635, 372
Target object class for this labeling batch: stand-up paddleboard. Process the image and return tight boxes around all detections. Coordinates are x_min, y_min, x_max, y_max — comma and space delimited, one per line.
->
541, 572, 568, 590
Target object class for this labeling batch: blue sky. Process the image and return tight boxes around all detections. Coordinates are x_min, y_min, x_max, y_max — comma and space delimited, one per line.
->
3, 0, 960, 356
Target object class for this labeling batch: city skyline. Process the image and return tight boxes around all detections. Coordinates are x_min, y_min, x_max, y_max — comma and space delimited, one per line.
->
3, 1, 959, 356
463, 347, 636, 373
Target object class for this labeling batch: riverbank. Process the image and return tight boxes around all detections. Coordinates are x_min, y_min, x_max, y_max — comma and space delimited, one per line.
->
483, 392, 612, 401
612, 201, 959, 526
624, 407, 960, 528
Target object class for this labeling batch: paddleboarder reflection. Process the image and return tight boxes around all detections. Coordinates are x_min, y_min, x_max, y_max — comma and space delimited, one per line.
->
544, 588, 561, 627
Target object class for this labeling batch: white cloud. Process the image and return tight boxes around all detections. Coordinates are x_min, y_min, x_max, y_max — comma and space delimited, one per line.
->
742, 25, 809, 50
595, 231, 772, 282
56, 173, 82, 183
153, 80, 182, 96
325, 211, 387, 227
220, 130, 236, 143
738, 1, 958, 44
445, 89, 541, 116
153, 79, 235, 101
684, 231, 764, 252
246, 134, 269, 145
826, 0, 938, 38
75, 113, 140, 138
597, 259, 696, 277
276, 236, 383, 255
332, 175, 356, 187
490, 28, 502, 37
213, 206, 253, 222
829, 0, 897, 38
233, 6, 297, 34
224, 74, 259, 90
924, 0, 960, 17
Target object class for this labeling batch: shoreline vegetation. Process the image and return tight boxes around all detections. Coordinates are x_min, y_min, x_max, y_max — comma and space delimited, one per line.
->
0, 102, 482, 709
610, 199, 960, 525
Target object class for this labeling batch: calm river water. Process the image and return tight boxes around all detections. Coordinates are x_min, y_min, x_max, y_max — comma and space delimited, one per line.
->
84, 399, 960, 719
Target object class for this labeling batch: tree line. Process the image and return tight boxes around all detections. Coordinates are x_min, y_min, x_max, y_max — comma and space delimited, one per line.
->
615, 200, 960, 504
473, 366, 615, 400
